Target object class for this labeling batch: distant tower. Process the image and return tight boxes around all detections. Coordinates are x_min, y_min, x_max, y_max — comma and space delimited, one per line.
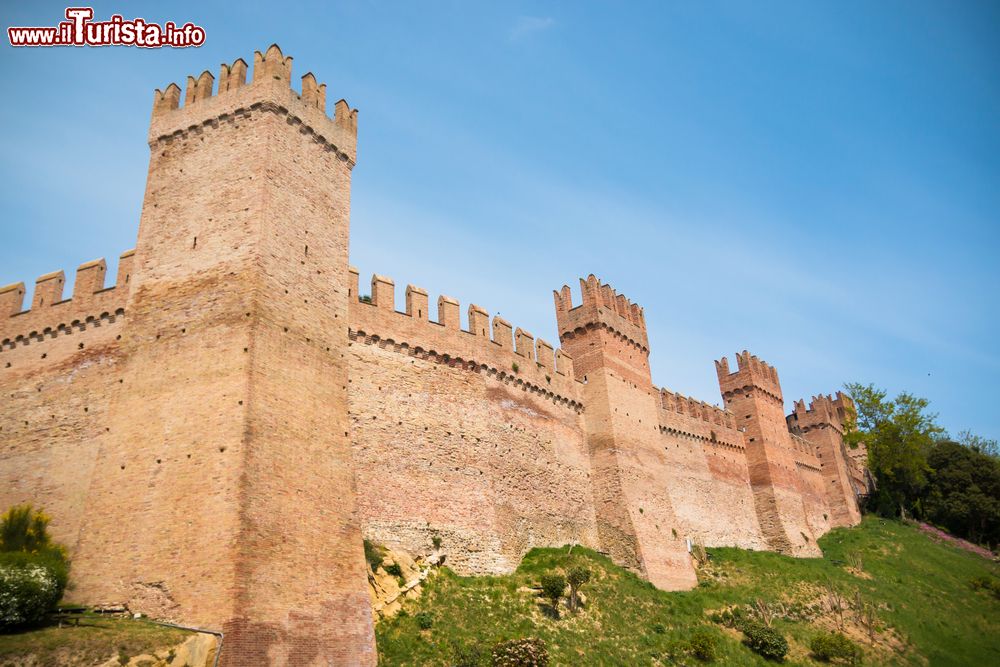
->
71, 46, 375, 665
716, 352, 820, 555
555, 275, 697, 590
787, 393, 863, 527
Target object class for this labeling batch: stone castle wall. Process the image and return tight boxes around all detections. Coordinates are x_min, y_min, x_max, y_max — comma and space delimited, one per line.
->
0, 44, 868, 665
346, 270, 598, 574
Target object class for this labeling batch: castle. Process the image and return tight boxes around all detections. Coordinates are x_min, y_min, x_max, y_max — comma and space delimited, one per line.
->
0, 46, 870, 665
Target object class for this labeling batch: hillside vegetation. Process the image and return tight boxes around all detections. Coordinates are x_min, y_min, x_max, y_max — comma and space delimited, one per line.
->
376, 518, 1000, 665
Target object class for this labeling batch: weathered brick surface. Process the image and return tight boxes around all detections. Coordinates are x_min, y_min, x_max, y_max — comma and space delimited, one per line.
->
788, 393, 863, 527
0, 45, 871, 665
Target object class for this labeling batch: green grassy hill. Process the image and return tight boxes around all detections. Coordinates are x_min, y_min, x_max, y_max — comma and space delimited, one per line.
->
376, 518, 1000, 665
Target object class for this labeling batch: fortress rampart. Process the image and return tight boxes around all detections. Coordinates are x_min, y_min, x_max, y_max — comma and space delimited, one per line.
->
0, 46, 869, 665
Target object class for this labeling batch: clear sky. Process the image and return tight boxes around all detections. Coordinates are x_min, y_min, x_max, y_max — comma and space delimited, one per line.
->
1, 1, 998, 440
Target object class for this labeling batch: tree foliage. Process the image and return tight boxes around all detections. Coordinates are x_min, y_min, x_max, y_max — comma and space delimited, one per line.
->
922, 440, 1000, 547
958, 430, 999, 459
0, 505, 70, 628
843, 383, 943, 517
566, 566, 591, 612
539, 574, 566, 614
844, 384, 1000, 547
0, 505, 63, 559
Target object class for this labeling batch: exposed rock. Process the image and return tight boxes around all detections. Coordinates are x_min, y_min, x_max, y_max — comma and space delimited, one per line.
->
367, 543, 441, 619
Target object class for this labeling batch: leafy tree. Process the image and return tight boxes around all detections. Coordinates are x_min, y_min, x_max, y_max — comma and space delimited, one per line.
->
843, 383, 944, 518
539, 573, 566, 615
566, 566, 591, 612
921, 440, 1000, 547
958, 430, 999, 459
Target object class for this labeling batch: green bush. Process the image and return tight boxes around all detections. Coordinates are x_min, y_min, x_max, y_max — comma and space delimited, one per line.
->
1, 505, 61, 556
711, 605, 750, 630
385, 563, 403, 578
415, 610, 433, 630
450, 640, 484, 667
0, 552, 67, 628
810, 631, 861, 664
689, 628, 717, 662
363, 540, 384, 572
651, 622, 666, 634
539, 574, 566, 612
741, 621, 788, 661
491, 638, 549, 667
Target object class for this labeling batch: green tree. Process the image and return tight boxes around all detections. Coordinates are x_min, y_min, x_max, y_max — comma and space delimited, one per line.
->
843, 383, 944, 518
539, 574, 566, 616
922, 440, 1000, 547
566, 566, 591, 612
958, 430, 999, 459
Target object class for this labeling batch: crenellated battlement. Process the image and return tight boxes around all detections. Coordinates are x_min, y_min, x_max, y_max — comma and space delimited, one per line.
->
348, 268, 582, 408
715, 350, 783, 403
0, 41, 871, 660
149, 44, 358, 164
787, 391, 853, 435
0, 250, 134, 347
659, 389, 736, 430
657, 388, 744, 448
554, 274, 648, 352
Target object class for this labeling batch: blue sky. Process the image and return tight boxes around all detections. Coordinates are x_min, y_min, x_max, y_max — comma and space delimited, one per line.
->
1, 1, 998, 440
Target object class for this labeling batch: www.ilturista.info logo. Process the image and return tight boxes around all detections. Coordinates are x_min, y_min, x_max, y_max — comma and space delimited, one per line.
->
8, 7, 206, 48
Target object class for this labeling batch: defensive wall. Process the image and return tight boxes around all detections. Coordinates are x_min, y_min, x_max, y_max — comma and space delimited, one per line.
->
0, 45, 868, 665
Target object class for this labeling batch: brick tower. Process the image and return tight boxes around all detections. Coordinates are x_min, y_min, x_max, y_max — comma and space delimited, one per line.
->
555, 275, 697, 590
716, 352, 820, 556
71, 46, 375, 664
787, 392, 862, 527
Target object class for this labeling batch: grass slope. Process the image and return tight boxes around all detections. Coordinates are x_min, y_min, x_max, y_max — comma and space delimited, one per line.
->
376, 518, 1000, 665
0, 614, 190, 666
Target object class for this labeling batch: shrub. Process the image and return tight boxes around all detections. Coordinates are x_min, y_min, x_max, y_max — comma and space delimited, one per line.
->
415, 610, 433, 630
0, 552, 67, 628
0, 505, 66, 563
539, 574, 566, 613
512, 362, 520, 374
451, 640, 484, 667
811, 631, 861, 664
651, 622, 666, 634
741, 621, 788, 661
491, 638, 549, 667
363, 539, 384, 572
384, 563, 403, 578
711, 605, 750, 630
689, 628, 717, 662
432, 535, 443, 550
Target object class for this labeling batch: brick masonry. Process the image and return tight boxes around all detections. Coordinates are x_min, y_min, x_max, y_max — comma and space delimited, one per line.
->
0, 45, 869, 665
